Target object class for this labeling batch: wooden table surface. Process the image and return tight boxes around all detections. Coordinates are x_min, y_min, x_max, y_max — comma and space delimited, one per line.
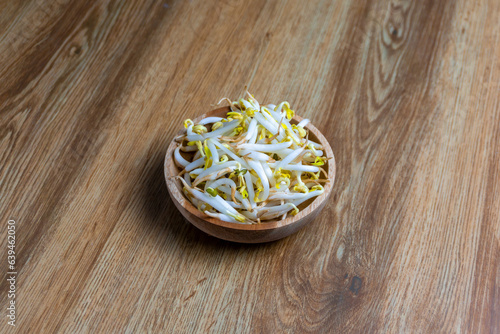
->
1, 0, 499, 333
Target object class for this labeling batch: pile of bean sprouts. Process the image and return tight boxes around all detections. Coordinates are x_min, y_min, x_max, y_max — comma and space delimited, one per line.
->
173, 92, 328, 224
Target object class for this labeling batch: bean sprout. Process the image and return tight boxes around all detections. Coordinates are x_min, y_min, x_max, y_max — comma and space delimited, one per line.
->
172, 92, 328, 224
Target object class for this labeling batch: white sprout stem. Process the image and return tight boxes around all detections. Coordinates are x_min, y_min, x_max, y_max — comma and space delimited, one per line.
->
188, 168, 204, 177
183, 183, 240, 217
192, 162, 238, 185
198, 117, 223, 125
185, 123, 205, 141
186, 133, 204, 142
240, 99, 255, 110
205, 178, 238, 190
297, 119, 310, 128
307, 140, 323, 149
268, 192, 309, 200
266, 106, 299, 143
247, 160, 269, 201
186, 120, 239, 141
237, 141, 292, 153
253, 113, 279, 136
281, 202, 288, 220
186, 124, 195, 136
290, 189, 324, 206
174, 146, 189, 168
246, 91, 260, 109
204, 211, 239, 223
203, 120, 239, 138
262, 203, 297, 214
261, 107, 282, 128
266, 108, 283, 123
183, 173, 192, 186
244, 171, 256, 208
309, 149, 324, 156
211, 140, 249, 168
224, 201, 246, 209
185, 157, 205, 172
259, 210, 291, 221
275, 147, 304, 169
207, 140, 219, 163
281, 118, 301, 143
274, 101, 286, 114
269, 164, 319, 173
279, 148, 323, 157
244, 119, 258, 141
260, 112, 287, 142
240, 210, 258, 220
239, 150, 271, 162
193, 150, 202, 160
258, 203, 297, 220
294, 170, 305, 189
180, 145, 198, 152
248, 125, 259, 144
261, 161, 276, 187
218, 185, 252, 211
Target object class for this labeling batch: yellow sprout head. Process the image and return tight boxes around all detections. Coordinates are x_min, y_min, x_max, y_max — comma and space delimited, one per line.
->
183, 119, 194, 128
193, 124, 208, 134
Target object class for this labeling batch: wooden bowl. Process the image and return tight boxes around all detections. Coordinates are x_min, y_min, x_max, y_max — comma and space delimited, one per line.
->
164, 107, 336, 243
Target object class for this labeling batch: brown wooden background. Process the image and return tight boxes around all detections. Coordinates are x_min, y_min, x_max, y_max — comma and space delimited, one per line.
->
1, 0, 499, 333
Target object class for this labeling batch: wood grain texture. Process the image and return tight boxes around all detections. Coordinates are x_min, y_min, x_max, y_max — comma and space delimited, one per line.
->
0, 0, 498, 332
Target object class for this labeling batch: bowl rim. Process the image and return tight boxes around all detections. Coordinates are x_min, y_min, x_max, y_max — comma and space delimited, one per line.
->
164, 106, 336, 231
